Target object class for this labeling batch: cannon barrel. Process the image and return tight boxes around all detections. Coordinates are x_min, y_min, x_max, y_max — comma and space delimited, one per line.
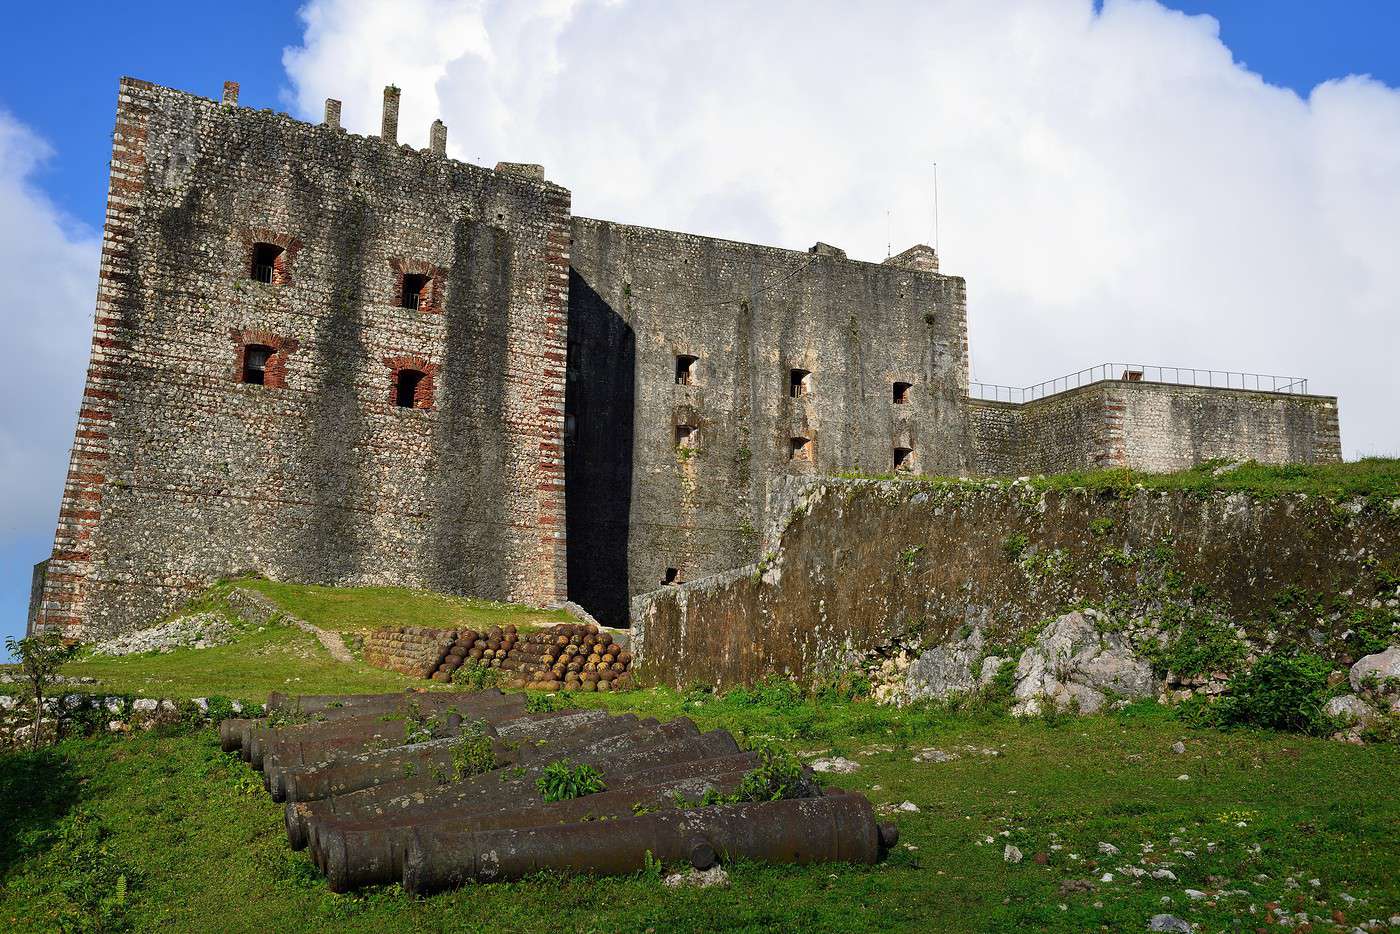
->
288, 727, 737, 852
282, 712, 657, 805
319, 769, 754, 890
400, 794, 890, 895
245, 691, 525, 769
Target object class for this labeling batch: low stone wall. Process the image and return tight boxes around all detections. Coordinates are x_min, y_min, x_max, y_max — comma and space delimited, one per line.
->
630, 477, 1400, 690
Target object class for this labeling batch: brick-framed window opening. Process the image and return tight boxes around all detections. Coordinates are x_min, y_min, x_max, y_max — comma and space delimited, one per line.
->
662, 567, 682, 585
230, 329, 298, 388
250, 243, 284, 284
893, 381, 913, 404
675, 424, 698, 448
401, 273, 431, 310
383, 355, 439, 410
238, 228, 301, 286
675, 354, 698, 385
790, 368, 811, 397
790, 436, 811, 461
395, 369, 426, 407
894, 446, 914, 472
389, 259, 445, 314
242, 344, 273, 384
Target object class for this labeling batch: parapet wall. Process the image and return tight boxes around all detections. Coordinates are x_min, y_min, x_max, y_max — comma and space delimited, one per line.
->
968, 380, 1340, 476
631, 477, 1399, 688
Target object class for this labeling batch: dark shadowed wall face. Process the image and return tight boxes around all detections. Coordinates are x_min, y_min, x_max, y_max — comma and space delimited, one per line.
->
35, 79, 569, 639
566, 218, 968, 624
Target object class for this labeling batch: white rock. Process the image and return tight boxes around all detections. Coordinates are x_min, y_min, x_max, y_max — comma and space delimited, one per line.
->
1151, 869, 1178, 881
132, 698, 158, 713
1004, 844, 1023, 864
192, 697, 209, 712
1101, 872, 1114, 882
897, 801, 920, 812
104, 697, 123, 713
903, 625, 987, 703
1170, 741, 1186, 754
0, 695, 16, 711
1325, 694, 1382, 733
1177, 774, 1190, 781
809, 756, 860, 774
1350, 647, 1400, 694
1098, 842, 1120, 855
1184, 889, 1206, 900
1148, 914, 1191, 933
912, 747, 959, 763
663, 865, 729, 888
1011, 611, 1156, 716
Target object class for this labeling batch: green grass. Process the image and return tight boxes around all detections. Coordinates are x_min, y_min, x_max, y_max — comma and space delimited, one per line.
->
55, 624, 421, 703
1, 687, 1397, 933
17, 580, 578, 704
233, 578, 574, 635
841, 457, 1400, 504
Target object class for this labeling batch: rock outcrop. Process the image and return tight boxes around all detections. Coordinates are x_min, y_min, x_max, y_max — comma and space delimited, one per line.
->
1010, 611, 1156, 716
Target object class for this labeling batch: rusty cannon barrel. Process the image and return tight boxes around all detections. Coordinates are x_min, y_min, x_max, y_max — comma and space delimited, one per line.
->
318, 769, 754, 891
266, 690, 419, 717
307, 747, 761, 872
261, 698, 538, 790
246, 691, 525, 770
288, 727, 739, 852
400, 793, 895, 895
282, 711, 657, 805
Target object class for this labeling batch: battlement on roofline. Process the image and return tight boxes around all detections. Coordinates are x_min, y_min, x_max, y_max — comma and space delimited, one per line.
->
123, 76, 947, 278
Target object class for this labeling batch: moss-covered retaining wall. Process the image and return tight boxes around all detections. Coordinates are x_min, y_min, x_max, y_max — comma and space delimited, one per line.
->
630, 477, 1400, 688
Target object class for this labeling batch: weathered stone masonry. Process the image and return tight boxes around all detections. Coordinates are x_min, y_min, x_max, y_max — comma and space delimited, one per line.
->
32, 77, 1342, 638
35, 78, 569, 639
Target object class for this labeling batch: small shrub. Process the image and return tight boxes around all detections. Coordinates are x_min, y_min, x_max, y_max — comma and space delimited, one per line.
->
4, 632, 78, 751
537, 760, 606, 802
732, 745, 807, 802
1143, 608, 1246, 678
451, 720, 496, 779
1212, 652, 1338, 735
1089, 517, 1115, 536
452, 660, 501, 691
525, 692, 575, 714
1001, 532, 1030, 562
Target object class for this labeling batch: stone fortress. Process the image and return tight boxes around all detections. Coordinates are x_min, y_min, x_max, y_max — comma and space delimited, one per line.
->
29, 78, 1342, 638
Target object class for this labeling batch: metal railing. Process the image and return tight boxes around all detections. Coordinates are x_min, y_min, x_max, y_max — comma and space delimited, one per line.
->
969, 363, 1309, 404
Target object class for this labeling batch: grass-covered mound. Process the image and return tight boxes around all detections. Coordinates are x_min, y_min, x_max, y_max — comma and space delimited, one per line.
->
1, 687, 1397, 932
5, 580, 576, 703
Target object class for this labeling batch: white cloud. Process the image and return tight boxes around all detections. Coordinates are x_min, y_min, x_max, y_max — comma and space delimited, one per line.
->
0, 113, 99, 543
284, 0, 1399, 457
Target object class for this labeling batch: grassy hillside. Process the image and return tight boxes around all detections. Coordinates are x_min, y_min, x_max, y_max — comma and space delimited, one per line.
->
23, 579, 576, 703
1, 689, 1397, 933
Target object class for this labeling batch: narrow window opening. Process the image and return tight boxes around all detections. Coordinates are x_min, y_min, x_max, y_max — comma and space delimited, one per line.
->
662, 567, 681, 585
893, 447, 914, 472
251, 243, 283, 284
893, 381, 913, 404
790, 437, 811, 461
675, 354, 698, 386
242, 345, 273, 385
674, 424, 698, 448
395, 369, 425, 408
789, 368, 811, 398
401, 273, 430, 310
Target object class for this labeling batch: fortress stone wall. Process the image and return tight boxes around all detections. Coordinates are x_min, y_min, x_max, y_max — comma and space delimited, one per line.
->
967, 382, 1341, 476
29, 78, 1343, 638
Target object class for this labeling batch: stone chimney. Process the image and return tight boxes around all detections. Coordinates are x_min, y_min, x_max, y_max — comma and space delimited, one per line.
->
381, 86, 400, 144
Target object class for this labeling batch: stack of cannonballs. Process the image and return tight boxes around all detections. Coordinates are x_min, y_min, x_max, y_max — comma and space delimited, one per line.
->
362, 626, 458, 679
506, 623, 633, 693
428, 626, 520, 682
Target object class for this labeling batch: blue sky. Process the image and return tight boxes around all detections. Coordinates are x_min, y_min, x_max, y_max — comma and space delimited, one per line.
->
2, 0, 1398, 657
